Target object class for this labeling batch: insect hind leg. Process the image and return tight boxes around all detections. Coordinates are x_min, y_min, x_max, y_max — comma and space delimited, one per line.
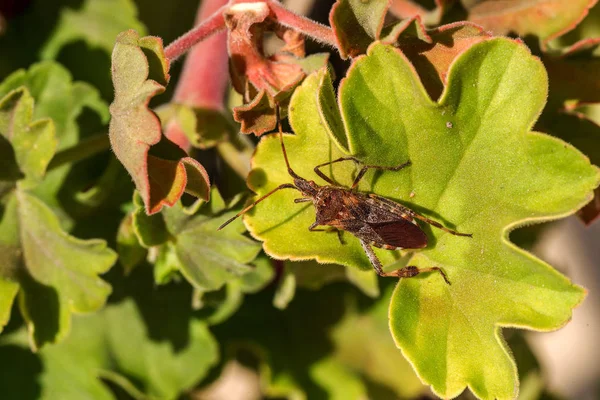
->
411, 213, 472, 237
360, 240, 451, 284
384, 265, 451, 285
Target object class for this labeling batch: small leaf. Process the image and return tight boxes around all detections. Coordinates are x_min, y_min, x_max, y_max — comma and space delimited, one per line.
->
467, 0, 597, 43
109, 30, 210, 214
161, 198, 261, 292
41, 0, 147, 59
0, 61, 111, 224
329, 0, 390, 58
244, 40, 599, 398
116, 211, 147, 274
0, 270, 219, 399
0, 89, 56, 185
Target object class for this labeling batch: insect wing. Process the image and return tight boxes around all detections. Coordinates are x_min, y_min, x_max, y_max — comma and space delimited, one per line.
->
368, 219, 427, 249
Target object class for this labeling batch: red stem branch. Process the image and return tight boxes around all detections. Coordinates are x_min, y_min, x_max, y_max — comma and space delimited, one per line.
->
164, 2, 228, 62
173, 0, 230, 109
267, 0, 337, 48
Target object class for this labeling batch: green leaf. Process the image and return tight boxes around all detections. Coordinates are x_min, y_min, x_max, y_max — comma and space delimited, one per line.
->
116, 211, 147, 275
244, 40, 599, 398
41, 0, 147, 60
0, 87, 116, 349
109, 30, 210, 214
329, 0, 389, 58
0, 271, 219, 400
160, 194, 261, 292
0, 89, 56, 185
15, 191, 116, 349
0, 61, 111, 222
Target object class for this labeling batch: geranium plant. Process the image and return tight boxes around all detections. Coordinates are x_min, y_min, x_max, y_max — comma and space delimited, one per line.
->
1, 1, 599, 399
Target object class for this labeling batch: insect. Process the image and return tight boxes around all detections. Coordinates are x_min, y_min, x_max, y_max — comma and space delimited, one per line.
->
218, 108, 472, 284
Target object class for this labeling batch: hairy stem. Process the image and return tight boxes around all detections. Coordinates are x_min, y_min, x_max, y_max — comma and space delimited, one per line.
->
164, 2, 228, 62
267, 0, 337, 48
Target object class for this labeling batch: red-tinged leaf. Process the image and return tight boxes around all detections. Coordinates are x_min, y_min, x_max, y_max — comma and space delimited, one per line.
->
380, 15, 432, 46
233, 90, 277, 136
389, 0, 451, 25
329, 0, 390, 59
467, 0, 598, 43
225, 2, 326, 135
398, 22, 492, 100
109, 30, 210, 215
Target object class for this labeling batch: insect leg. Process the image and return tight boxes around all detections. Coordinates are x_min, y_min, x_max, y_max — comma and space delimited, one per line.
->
361, 240, 450, 284
313, 157, 359, 185
388, 266, 451, 285
309, 223, 344, 244
218, 183, 299, 230
294, 198, 312, 203
359, 240, 386, 275
351, 160, 411, 189
411, 213, 472, 237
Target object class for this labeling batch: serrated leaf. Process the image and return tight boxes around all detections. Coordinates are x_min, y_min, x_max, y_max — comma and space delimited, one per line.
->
0, 271, 219, 400
0, 83, 116, 349
329, 0, 390, 58
109, 30, 210, 214
41, 0, 147, 60
467, 0, 597, 43
16, 191, 115, 349
0, 61, 111, 221
0, 89, 56, 185
161, 198, 261, 292
244, 40, 599, 398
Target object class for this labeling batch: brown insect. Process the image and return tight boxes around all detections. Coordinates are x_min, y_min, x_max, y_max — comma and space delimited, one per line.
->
219, 108, 472, 284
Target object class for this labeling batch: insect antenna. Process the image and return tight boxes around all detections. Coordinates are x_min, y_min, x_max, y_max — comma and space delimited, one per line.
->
217, 106, 300, 231
276, 105, 302, 180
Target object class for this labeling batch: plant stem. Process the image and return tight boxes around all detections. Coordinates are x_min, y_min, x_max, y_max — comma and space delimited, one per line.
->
164, 3, 228, 62
267, 0, 337, 48
48, 134, 110, 171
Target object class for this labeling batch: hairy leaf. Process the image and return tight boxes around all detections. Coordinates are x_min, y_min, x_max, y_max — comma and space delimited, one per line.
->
0, 61, 110, 224
109, 30, 210, 214
467, 0, 597, 43
0, 87, 116, 349
0, 271, 218, 399
330, 0, 389, 58
244, 40, 599, 398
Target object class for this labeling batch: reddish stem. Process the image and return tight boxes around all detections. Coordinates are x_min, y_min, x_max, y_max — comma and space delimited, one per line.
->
164, 2, 228, 62
173, 0, 230, 109
267, 0, 337, 48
